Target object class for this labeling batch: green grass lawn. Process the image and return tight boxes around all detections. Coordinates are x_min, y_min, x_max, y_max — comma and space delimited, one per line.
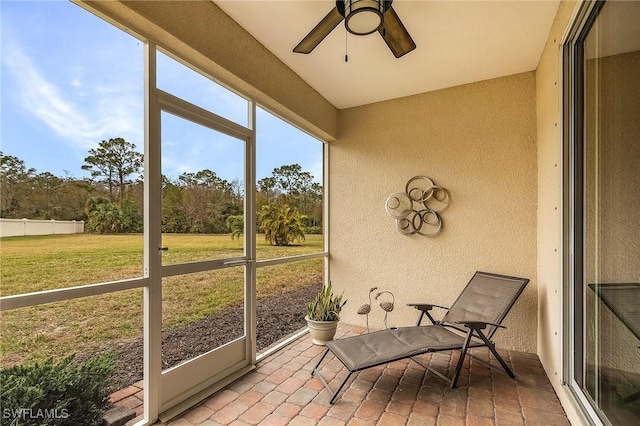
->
0, 233, 324, 366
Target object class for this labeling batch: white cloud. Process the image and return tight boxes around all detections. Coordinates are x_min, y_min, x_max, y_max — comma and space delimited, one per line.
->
2, 40, 142, 151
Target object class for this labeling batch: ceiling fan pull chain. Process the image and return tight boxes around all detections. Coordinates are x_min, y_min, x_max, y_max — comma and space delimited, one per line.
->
345, 29, 349, 62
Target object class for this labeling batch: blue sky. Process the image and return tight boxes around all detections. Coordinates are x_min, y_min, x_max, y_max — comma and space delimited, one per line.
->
1, 1, 323, 184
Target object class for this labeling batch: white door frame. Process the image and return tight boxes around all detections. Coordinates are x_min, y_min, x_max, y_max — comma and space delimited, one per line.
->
144, 44, 258, 419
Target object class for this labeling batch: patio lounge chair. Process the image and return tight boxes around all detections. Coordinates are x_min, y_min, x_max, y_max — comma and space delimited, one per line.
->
588, 283, 640, 403
312, 271, 530, 404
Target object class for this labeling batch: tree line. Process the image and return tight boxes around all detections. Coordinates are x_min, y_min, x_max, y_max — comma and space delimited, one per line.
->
0, 138, 322, 240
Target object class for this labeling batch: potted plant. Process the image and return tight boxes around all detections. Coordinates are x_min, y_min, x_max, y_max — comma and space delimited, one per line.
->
305, 282, 347, 345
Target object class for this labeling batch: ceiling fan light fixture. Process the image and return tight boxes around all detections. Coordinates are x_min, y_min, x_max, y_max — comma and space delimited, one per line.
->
343, 0, 385, 36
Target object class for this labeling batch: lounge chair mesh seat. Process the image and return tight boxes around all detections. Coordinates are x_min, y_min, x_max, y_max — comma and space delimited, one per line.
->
327, 326, 484, 372
313, 271, 530, 403
588, 283, 640, 341
588, 283, 640, 402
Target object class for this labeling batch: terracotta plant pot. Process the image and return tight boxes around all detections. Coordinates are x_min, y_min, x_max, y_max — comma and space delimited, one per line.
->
305, 316, 338, 345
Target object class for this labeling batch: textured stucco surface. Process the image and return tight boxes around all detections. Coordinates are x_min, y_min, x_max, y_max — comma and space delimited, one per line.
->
330, 72, 538, 352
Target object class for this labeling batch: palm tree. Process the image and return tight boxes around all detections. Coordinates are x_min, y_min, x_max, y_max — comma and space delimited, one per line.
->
259, 204, 306, 246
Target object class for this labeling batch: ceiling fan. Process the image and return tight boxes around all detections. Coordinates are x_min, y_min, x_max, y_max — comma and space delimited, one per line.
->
293, 0, 416, 58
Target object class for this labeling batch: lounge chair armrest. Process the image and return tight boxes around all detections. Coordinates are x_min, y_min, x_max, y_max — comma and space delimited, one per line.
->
408, 303, 450, 326
456, 320, 505, 330
407, 303, 449, 312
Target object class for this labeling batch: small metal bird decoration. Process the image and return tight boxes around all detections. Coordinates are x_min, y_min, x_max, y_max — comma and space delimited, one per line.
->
357, 287, 378, 332
375, 290, 395, 329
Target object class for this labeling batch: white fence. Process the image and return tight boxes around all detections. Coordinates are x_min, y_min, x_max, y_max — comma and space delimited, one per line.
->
0, 219, 84, 238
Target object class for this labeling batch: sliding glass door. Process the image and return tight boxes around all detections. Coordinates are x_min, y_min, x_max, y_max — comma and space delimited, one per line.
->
565, 1, 640, 424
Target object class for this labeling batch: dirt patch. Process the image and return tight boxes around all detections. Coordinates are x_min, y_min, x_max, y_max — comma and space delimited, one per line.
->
108, 282, 321, 389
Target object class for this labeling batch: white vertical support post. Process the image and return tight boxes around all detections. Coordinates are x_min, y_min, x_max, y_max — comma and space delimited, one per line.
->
144, 42, 162, 423
246, 100, 257, 364
323, 142, 330, 287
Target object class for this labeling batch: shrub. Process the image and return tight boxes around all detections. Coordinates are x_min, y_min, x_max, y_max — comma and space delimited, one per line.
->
0, 354, 115, 426
85, 197, 142, 233
305, 226, 323, 235
226, 215, 244, 240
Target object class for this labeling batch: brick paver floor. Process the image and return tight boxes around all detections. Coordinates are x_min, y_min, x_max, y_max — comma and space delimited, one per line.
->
114, 324, 569, 425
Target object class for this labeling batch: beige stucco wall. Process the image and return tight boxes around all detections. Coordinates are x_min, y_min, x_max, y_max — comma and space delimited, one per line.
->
330, 72, 538, 352
83, 0, 338, 142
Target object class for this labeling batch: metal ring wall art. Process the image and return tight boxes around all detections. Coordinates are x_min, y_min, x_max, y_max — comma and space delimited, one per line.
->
385, 176, 451, 237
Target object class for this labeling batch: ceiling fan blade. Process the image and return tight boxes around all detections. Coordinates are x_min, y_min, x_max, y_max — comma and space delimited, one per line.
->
379, 6, 416, 58
293, 7, 344, 54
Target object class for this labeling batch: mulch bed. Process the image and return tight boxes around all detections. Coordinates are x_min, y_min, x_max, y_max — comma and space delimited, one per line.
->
108, 282, 321, 389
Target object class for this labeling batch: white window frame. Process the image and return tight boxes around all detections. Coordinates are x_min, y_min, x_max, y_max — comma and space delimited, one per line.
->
0, 8, 330, 425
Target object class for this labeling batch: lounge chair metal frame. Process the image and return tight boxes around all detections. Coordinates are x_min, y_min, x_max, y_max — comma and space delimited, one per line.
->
312, 271, 530, 404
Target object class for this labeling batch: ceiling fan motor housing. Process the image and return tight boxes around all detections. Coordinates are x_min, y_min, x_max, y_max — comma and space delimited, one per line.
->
338, 0, 393, 36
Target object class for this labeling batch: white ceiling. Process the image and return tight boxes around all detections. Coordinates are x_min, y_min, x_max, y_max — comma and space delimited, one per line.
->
215, 1, 560, 109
